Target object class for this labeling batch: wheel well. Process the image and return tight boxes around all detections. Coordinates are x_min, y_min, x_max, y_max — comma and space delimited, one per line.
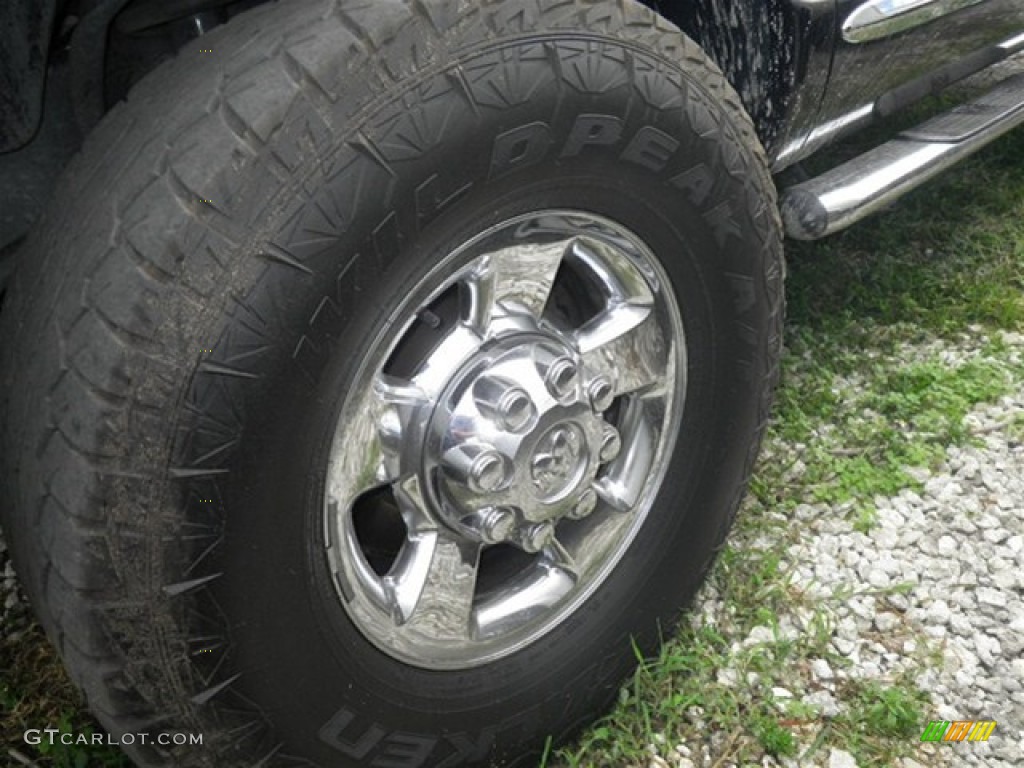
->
91, 0, 803, 146
643, 0, 799, 152
0, 0, 60, 153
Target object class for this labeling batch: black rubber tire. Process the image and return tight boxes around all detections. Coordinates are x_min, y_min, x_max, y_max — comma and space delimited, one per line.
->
0, 1, 783, 766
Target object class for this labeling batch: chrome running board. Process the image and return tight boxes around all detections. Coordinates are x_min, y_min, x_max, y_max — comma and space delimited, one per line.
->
781, 71, 1024, 240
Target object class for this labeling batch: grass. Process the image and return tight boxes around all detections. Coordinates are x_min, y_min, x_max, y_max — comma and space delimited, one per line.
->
3, 107, 1024, 768
1, 621, 129, 767
770, 354, 1016, 517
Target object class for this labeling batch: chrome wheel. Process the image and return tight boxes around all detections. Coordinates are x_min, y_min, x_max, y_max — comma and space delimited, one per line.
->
324, 211, 686, 669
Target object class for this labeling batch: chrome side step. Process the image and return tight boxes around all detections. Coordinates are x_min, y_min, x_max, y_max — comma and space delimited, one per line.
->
781, 71, 1024, 241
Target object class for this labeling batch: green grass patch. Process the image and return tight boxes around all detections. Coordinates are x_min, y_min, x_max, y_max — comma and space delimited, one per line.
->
0, 621, 129, 767
786, 129, 1024, 340
754, 715, 797, 757
820, 680, 930, 767
772, 355, 1016, 518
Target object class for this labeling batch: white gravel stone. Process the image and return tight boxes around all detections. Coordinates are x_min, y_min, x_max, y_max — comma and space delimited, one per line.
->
927, 600, 952, 625
828, 748, 858, 768
805, 689, 842, 717
837, 617, 859, 640
983, 527, 1010, 544
949, 614, 975, 637
866, 568, 891, 588
744, 625, 775, 646
873, 612, 900, 632
849, 597, 875, 621
992, 569, 1018, 590
833, 637, 856, 656
887, 592, 911, 611
872, 527, 899, 549
811, 658, 834, 681
717, 667, 739, 687
937, 535, 958, 556
977, 587, 1007, 608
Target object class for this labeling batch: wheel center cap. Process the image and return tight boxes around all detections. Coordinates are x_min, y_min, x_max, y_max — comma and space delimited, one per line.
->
422, 333, 615, 543
530, 423, 588, 502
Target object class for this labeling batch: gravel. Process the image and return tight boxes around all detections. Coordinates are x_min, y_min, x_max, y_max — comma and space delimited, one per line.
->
765, 334, 1024, 767
651, 333, 1024, 767
0, 536, 31, 641
828, 748, 858, 768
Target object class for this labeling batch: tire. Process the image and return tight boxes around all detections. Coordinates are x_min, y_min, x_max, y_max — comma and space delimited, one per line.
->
0, 1, 783, 766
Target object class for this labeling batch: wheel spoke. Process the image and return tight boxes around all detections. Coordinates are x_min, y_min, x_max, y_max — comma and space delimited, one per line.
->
464, 239, 569, 330
385, 530, 481, 642
568, 236, 653, 305
575, 303, 669, 398
593, 397, 657, 513
542, 535, 580, 581
409, 324, 482, 396
593, 475, 638, 513
392, 474, 436, 533
325, 374, 429, 507
474, 555, 577, 641
555, 504, 638, 586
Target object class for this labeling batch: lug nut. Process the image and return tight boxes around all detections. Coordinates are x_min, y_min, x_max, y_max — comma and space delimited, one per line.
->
377, 407, 402, 453
477, 507, 517, 544
474, 376, 536, 433
588, 376, 615, 412
569, 488, 598, 520
599, 425, 622, 463
498, 389, 535, 432
521, 522, 555, 553
468, 450, 512, 494
544, 356, 579, 402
